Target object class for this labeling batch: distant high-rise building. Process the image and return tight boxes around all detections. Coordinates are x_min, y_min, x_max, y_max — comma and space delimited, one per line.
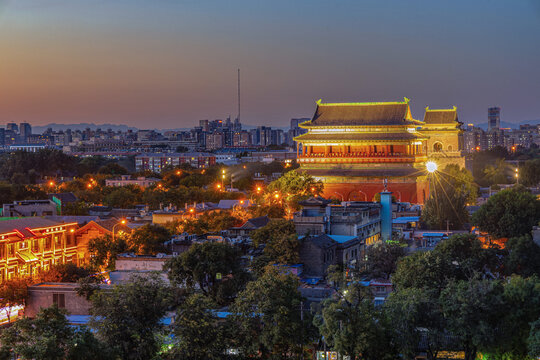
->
0, 128, 5, 146
19, 123, 32, 141
6, 123, 18, 133
290, 118, 310, 129
199, 120, 209, 132
488, 107, 500, 131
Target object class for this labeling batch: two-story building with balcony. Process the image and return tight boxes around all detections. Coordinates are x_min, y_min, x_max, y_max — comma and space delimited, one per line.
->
0, 218, 79, 283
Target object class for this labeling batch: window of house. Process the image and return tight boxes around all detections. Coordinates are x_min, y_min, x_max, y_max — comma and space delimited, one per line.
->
32, 239, 39, 253
433, 142, 443, 152
8, 244, 15, 257
0, 244, 5, 260
45, 237, 52, 251
19, 241, 28, 250
52, 293, 65, 308
55, 236, 62, 247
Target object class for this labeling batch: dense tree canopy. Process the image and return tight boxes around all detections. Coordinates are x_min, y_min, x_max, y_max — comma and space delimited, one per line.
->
0, 305, 109, 360
165, 242, 248, 305
231, 266, 315, 358
421, 164, 476, 230
89, 273, 172, 360
472, 185, 540, 238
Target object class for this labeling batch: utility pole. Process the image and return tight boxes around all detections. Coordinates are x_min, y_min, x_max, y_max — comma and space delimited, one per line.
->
446, 219, 450, 234
237, 68, 240, 123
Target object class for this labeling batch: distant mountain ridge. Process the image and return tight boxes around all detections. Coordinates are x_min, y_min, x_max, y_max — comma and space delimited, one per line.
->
475, 119, 539, 130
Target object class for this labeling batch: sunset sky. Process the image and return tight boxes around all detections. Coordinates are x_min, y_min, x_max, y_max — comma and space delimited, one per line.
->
0, 0, 539, 128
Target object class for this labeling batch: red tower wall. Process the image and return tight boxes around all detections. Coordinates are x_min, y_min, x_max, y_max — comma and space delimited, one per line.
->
322, 179, 429, 204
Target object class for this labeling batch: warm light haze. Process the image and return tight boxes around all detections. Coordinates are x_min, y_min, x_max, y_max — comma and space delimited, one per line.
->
0, 0, 539, 128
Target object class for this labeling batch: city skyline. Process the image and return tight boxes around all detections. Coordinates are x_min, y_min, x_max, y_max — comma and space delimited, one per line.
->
0, 0, 539, 128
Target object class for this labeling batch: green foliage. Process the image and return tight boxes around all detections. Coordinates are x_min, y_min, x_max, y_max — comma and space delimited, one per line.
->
62, 200, 90, 215
165, 242, 248, 305
0, 305, 110, 360
89, 273, 172, 360
167, 294, 227, 359
504, 235, 540, 277
529, 318, 540, 358
421, 165, 475, 230
180, 211, 242, 235
97, 163, 129, 175
472, 185, 540, 238
472, 147, 510, 187
231, 266, 315, 358
358, 241, 406, 280
266, 170, 324, 214
0, 149, 78, 183
384, 287, 447, 360
392, 234, 497, 294
37, 263, 94, 283
103, 186, 143, 208
0, 278, 29, 323
249, 219, 299, 267
251, 219, 296, 248
129, 223, 171, 255
316, 282, 396, 360
520, 158, 540, 186
440, 278, 505, 360
88, 234, 131, 270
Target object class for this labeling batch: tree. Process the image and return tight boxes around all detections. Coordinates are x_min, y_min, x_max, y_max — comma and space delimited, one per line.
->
358, 241, 406, 280
421, 165, 475, 230
230, 266, 315, 358
472, 185, 540, 238
103, 186, 142, 208
129, 223, 171, 255
89, 273, 172, 360
266, 170, 324, 216
521, 158, 540, 187
393, 234, 498, 294
164, 242, 248, 305
440, 278, 505, 360
251, 219, 296, 248
317, 282, 396, 360
37, 263, 94, 283
0, 278, 29, 323
0, 305, 110, 360
168, 293, 227, 360
97, 162, 129, 175
490, 276, 540, 359
88, 234, 132, 270
175, 145, 189, 152
504, 234, 540, 277
384, 287, 448, 360
529, 318, 540, 358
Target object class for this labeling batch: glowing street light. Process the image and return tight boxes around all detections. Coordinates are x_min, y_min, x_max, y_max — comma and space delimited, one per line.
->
48, 181, 55, 187
274, 193, 280, 199
256, 186, 262, 192
426, 161, 438, 173
112, 219, 127, 241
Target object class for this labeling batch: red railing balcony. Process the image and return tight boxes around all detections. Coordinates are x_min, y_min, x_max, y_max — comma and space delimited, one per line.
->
297, 152, 426, 164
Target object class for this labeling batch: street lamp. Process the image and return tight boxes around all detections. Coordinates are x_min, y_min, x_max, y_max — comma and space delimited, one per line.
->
515, 167, 519, 184
426, 161, 438, 173
112, 219, 127, 242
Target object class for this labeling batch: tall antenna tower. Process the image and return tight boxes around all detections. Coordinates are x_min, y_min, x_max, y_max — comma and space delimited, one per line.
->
237, 68, 240, 123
